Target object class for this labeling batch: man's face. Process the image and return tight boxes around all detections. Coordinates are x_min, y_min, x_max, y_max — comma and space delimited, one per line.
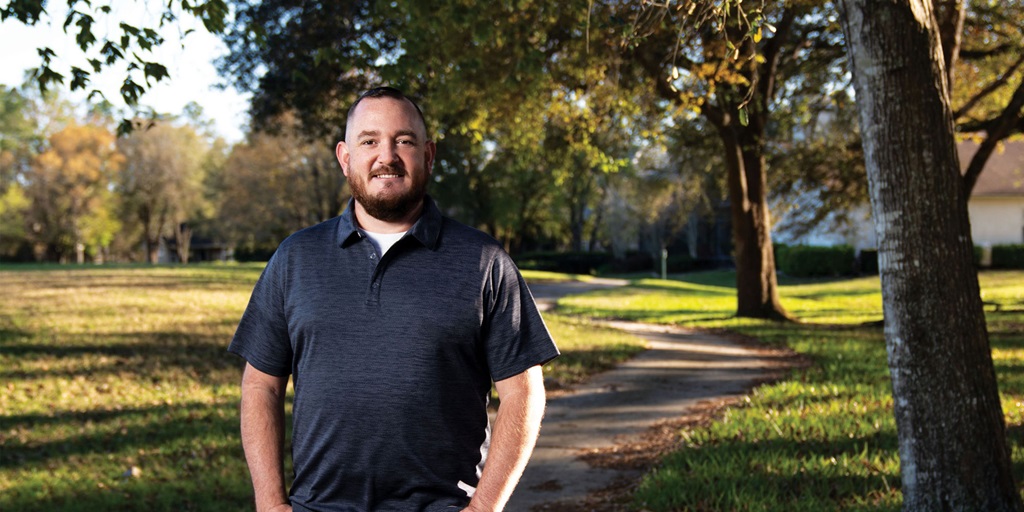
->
336, 96, 435, 224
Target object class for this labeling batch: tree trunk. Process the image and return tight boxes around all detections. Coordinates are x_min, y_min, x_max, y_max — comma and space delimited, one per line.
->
711, 114, 789, 320
839, 1, 1022, 510
935, 0, 966, 91
175, 223, 192, 265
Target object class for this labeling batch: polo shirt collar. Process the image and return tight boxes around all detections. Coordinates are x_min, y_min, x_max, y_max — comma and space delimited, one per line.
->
337, 195, 442, 250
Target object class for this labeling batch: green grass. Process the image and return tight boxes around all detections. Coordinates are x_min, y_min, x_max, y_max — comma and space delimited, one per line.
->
0, 264, 645, 511
560, 270, 1024, 511
520, 268, 599, 283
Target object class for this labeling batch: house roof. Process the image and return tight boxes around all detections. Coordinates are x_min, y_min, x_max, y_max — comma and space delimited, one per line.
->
959, 139, 1024, 197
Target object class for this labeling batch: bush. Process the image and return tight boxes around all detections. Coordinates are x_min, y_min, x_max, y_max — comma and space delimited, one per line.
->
858, 249, 879, 274
777, 245, 856, 278
774, 244, 790, 270
514, 251, 613, 275
991, 244, 1024, 269
234, 246, 277, 262
612, 251, 657, 274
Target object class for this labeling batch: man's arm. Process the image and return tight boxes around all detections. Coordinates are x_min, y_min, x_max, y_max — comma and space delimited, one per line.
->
240, 362, 293, 512
464, 365, 546, 512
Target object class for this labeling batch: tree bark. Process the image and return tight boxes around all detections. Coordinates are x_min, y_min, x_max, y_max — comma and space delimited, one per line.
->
175, 222, 192, 265
838, 1, 1022, 510
710, 114, 788, 320
935, 0, 966, 91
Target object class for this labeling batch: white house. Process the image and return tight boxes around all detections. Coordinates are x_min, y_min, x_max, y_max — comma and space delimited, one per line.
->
775, 139, 1024, 258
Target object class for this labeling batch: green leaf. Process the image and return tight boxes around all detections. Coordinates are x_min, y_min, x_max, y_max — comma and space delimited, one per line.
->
143, 62, 170, 85
117, 118, 135, 137
738, 106, 749, 126
35, 66, 65, 92
69, 66, 90, 90
74, 14, 97, 50
120, 78, 144, 105
101, 41, 123, 64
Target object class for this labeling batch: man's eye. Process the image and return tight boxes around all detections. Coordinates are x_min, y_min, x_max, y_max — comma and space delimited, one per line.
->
397, 139, 414, 145
361, 140, 377, 145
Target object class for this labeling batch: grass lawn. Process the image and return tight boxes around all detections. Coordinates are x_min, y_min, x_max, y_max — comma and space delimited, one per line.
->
558, 270, 1024, 510
0, 264, 645, 511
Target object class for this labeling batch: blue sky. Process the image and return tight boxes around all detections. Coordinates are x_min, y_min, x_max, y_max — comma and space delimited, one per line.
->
0, 2, 250, 143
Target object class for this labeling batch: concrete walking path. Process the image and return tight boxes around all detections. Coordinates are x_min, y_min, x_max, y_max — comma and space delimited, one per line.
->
507, 279, 793, 510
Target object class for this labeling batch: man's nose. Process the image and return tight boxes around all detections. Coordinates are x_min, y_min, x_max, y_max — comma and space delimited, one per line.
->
378, 141, 400, 164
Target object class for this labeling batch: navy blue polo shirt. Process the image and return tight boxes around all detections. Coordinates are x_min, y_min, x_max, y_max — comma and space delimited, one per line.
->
229, 196, 559, 512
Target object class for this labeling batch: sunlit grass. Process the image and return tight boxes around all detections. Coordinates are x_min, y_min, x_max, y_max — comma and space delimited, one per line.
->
558, 270, 886, 326
559, 270, 1024, 511
519, 269, 598, 283
0, 264, 644, 511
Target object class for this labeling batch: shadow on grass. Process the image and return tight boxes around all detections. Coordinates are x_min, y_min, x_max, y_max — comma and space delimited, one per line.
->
1, 329, 243, 382
637, 431, 901, 511
1008, 423, 1024, 486
1, 401, 240, 469
3, 445, 257, 512
0, 399, 294, 511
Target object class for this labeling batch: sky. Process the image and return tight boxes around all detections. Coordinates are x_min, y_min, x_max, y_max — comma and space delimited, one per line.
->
0, 2, 251, 143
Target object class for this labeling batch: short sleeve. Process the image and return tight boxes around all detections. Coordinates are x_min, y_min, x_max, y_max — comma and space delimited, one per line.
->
228, 250, 293, 376
481, 251, 559, 382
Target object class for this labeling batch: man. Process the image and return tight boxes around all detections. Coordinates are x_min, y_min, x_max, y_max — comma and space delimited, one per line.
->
229, 87, 558, 512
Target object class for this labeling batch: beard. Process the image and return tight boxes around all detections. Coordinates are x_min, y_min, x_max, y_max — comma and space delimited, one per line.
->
349, 165, 429, 223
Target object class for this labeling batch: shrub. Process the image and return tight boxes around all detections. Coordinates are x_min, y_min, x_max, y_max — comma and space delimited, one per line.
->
858, 249, 879, 274
234, 245, 277, 262
991, 244, 1024, 269
607, 251, 655, 274
777, 245, 856, 278
774, 244, 790, 271
514, 251, 612, 275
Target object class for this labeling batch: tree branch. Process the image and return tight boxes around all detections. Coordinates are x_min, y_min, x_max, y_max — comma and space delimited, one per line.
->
962, 77, 1024, 196
953, 54, 1024, 121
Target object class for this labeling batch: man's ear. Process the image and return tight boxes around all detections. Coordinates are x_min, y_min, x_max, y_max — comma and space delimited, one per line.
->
425, 140, 436, 174
336, 141, 350, 177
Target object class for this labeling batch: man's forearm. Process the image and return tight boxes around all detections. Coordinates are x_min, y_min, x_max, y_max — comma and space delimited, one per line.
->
240, 364, 291, 511
466, 366, 546, 512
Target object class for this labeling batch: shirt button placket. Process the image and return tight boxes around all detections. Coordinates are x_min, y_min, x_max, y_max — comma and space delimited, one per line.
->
367, 250, 381, 305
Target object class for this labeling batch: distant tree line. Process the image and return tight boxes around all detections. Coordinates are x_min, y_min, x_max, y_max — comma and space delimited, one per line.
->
0, 86, 727, 266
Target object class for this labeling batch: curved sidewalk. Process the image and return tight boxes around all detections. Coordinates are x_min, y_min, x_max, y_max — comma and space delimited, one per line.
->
510, 281, 793, 510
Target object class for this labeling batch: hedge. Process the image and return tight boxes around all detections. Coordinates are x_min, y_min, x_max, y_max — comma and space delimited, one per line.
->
514, 251, 613, 275
991, 244, 1024, 269
776, 244, 856, 278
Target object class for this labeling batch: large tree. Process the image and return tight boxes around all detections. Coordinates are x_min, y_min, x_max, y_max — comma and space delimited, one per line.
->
622, 1, 847, 318
218, 0, 641, 253
23, 122, 124, 262
216, 113, 346, 253
838, 0, 1022, 509
116, 120, 208, 263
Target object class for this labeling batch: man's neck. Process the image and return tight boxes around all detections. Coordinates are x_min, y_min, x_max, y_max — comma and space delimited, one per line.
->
353, 200, 424, 234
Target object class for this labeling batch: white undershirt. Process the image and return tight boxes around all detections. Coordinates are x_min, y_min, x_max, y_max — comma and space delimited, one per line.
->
362, 229, 407, 256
